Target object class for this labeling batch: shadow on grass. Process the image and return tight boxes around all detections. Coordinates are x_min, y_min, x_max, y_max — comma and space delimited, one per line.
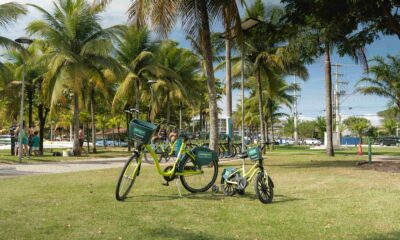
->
124, 192, 303, 205
363, 231, 400, 240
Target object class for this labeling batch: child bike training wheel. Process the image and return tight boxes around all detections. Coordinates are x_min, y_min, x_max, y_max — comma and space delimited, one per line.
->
115, 153, 141, 201
254, 172, 274, 204
179, 157, 218, 193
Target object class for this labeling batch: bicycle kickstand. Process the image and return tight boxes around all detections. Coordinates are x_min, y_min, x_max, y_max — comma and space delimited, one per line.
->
175, 179, 182, 197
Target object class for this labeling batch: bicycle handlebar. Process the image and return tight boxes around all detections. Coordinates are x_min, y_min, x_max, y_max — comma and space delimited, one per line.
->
125, 108, 140, 114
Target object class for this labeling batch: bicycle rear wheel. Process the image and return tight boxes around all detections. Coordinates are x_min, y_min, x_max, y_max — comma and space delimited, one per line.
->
115, 153, 141, 201
180, 157, 218, 193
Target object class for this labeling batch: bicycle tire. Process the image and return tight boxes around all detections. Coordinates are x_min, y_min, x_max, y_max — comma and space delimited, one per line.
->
221, 177, 236, 196
254, 172, 274, 204
115, 153, 141, 201
179, 157, 218, 193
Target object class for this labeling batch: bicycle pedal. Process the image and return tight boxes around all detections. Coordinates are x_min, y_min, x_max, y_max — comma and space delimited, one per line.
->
162, 182, 169, 186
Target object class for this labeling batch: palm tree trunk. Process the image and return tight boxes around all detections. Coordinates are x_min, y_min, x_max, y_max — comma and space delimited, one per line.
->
264, 120, 269, 142
102, 128, 106, 148
117, 125, 121, 146
271, 116, 275, 150
135, 80, 140, 119
324, 43, 334, 156
226, 38, 232, 118
86, 121, 90, 153
28, 88, 33, 128
38, 104, 48, 156
256, 66, 265, 143
112, 128, 115, 147
72, 94, 81, 156
199, 1, 219, 151
199, 99, 203, 132
265, 118, 269, 143
90, 89, 97, 153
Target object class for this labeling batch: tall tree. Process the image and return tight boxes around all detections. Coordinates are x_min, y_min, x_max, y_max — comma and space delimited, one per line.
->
112, 25, 156, 119
126, 0, 230, 150
283, 0, 368, 156
27, 0, 122, 155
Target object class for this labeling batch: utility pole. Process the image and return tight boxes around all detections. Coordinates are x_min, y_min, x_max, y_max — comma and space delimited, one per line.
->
333, 64, 348, 146
293, 75, 299, 144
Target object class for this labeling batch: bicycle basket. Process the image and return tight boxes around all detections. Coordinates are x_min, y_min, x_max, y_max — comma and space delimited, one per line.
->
247, 146, 262, 161
192, 146, 218, 166
129, 119, 157, 144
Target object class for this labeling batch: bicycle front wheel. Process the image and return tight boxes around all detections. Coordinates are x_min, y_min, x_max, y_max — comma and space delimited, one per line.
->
180, 157, 218, 193
254, 172, 274, 204
115, 153, 141, 201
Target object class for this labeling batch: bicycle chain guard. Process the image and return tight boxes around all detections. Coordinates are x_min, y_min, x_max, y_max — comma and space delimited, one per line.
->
163, 165, 176, 183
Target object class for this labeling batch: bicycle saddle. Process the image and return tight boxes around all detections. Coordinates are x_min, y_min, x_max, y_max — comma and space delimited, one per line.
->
238, 152, 248, 159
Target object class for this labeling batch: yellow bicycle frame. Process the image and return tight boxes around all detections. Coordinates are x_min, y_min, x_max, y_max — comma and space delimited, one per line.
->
224, 160, 263, 185
139, 140, 200, 178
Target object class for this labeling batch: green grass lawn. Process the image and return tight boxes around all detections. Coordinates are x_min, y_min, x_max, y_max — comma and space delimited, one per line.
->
1, 150, 399, 239
0, 147, 130, 164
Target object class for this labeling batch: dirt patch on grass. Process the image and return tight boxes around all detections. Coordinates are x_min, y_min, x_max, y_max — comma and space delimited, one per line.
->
357, 161, 400, 173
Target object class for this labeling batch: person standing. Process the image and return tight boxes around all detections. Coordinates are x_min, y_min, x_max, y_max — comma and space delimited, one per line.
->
16, 121, 29, 157
78, 126, 85, 154
32, 131, 40, 156
9, 123, 16, 156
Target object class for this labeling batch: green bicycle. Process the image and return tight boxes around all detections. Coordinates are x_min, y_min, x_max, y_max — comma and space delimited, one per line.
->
217, 143, 274, 204
115, 119, 219, 201
143, 140, 176, 164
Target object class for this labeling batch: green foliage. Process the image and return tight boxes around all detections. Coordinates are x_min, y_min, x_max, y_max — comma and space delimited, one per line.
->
298, 120, 316, 139
343, 117, 371, 140
357, 55, 400, 112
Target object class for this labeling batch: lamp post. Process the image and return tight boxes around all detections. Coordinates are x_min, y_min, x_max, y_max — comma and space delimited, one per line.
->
147, 80, 156, 122
221, 18, 261, 151
15, 37, 33, 162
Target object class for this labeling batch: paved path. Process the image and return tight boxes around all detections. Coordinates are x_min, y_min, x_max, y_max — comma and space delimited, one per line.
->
0, 157, 240, 179
0, 157, 127, 179
372, 155, 400, 161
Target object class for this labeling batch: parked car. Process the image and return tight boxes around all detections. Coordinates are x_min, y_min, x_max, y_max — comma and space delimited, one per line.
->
304, 138, 321, 145
378, 137, 400, 146
96, 140, 128, 147
286, 139, 295, 145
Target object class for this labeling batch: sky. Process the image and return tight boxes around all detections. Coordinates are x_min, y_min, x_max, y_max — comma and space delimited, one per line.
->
1, 0, 398, 126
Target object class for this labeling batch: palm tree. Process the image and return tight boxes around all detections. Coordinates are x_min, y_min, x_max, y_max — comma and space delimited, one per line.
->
0, 2, 26, 53
357, 55, 400, 112
127, 0, 229, 151
112, 25, 157, 118
283, 1, 368, 156
26, 0, 123, 155
153, 41, 201, 125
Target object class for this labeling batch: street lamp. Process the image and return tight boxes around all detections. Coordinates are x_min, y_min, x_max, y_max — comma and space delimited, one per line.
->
15, 37, 33, 162
221, 18, 262, 151
147, 80, 157, 122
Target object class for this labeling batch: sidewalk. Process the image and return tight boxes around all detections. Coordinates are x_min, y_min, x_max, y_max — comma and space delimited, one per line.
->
0, 157, 127, 179
0, 156, 241, 179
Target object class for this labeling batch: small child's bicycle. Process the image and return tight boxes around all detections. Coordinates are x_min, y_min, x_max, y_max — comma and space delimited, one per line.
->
214, 143, 274, 204
115, 119, 219, 201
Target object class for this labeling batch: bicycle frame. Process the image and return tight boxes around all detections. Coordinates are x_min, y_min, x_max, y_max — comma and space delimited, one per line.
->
137, 140, 200, 178
224, 159, 264, 185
